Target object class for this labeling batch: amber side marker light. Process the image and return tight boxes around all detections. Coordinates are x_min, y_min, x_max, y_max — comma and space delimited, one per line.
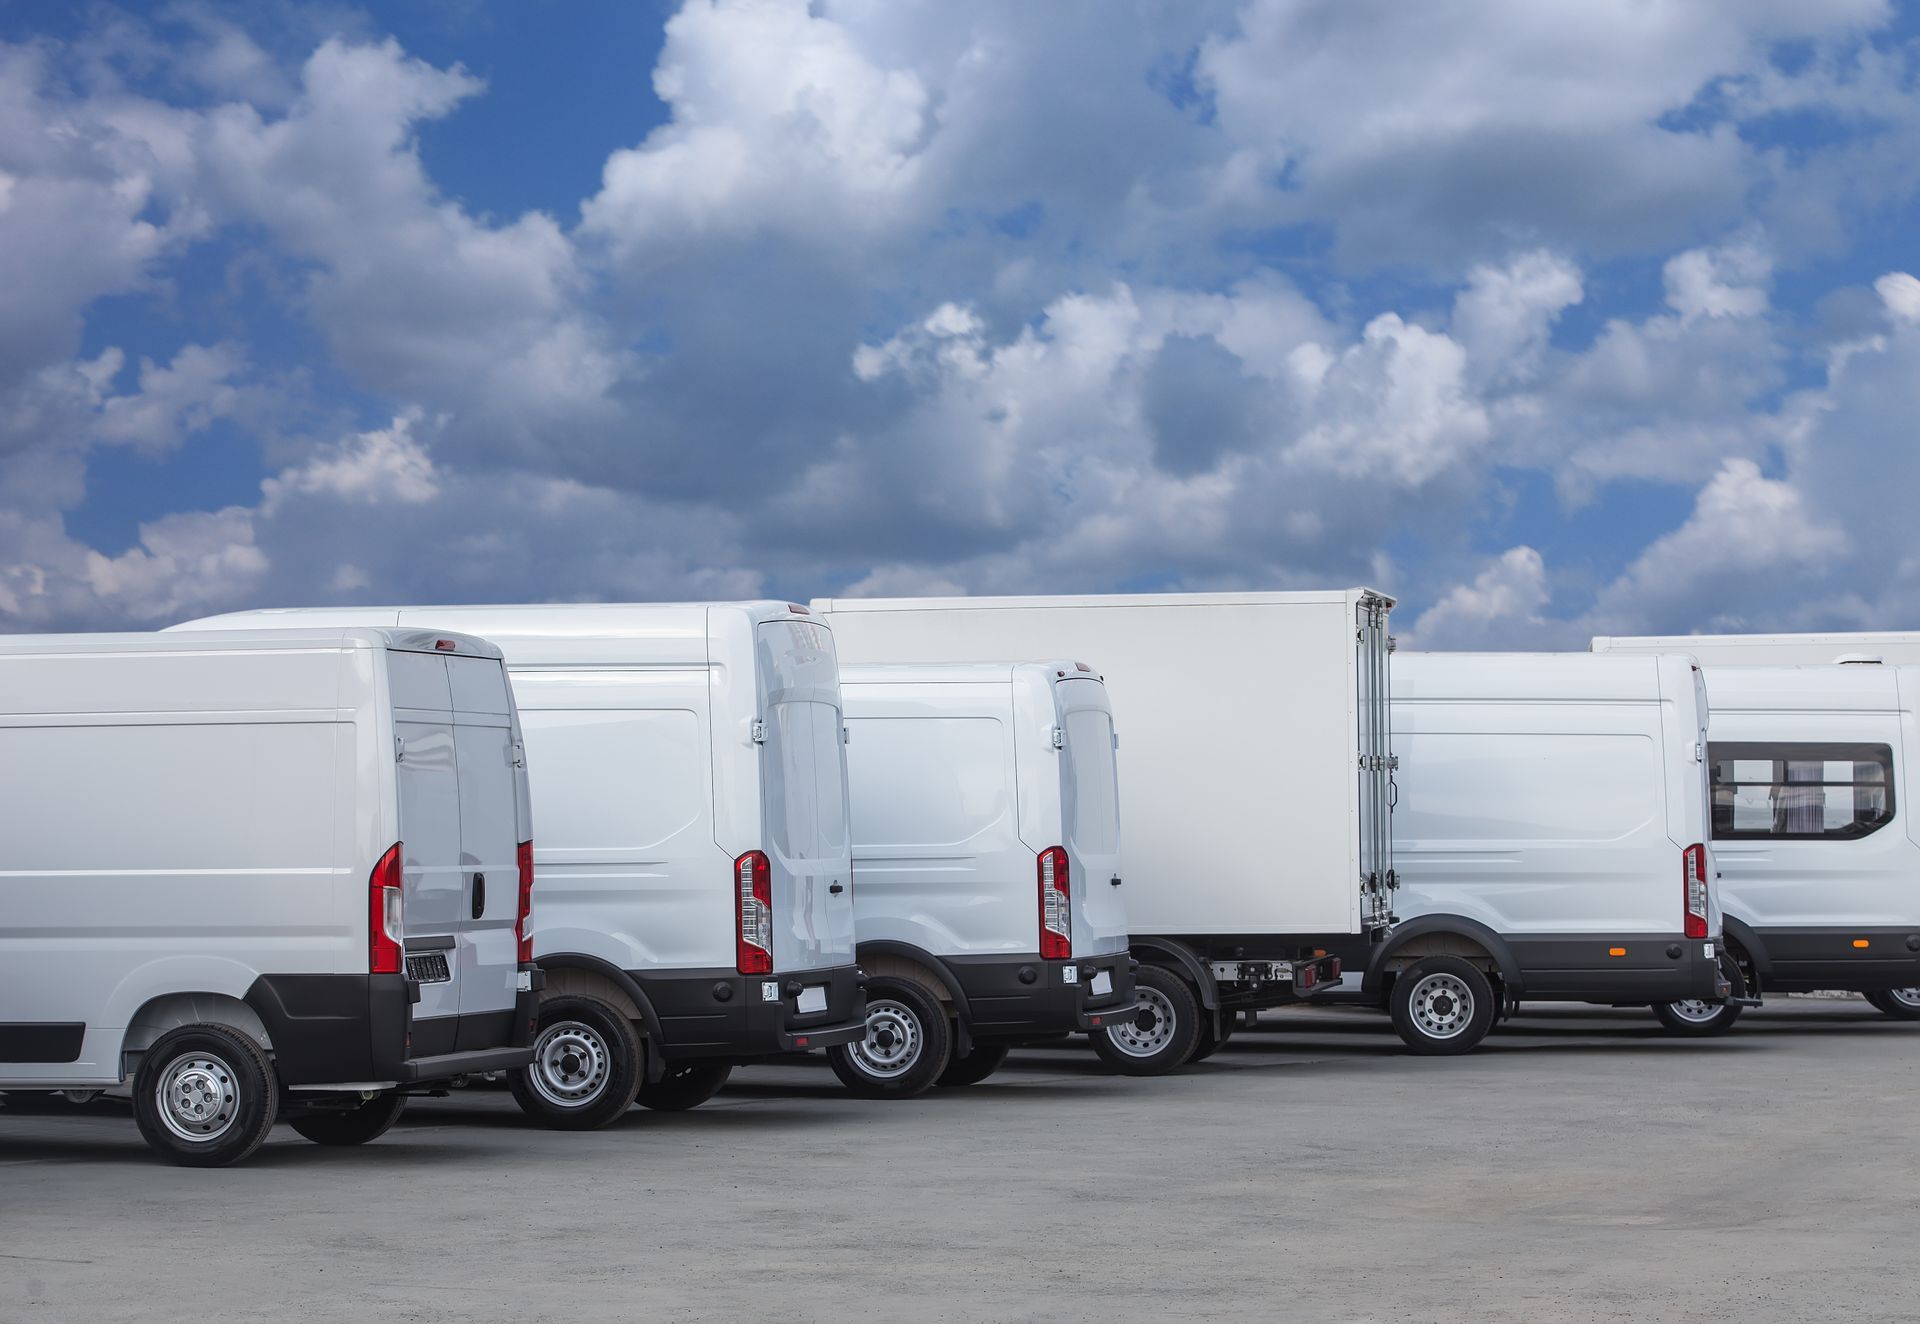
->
1608, 947, 1627, 957
1854, 939, 1872, 949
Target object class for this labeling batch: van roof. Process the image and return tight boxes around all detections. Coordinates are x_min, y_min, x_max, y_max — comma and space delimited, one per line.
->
1394, 650, 1680, 703
840, 660, 1104, 686
814, 587, 1392, 613
170, 602, 819, 668
0, 626, 502, 660
1704, 664, 1912, 713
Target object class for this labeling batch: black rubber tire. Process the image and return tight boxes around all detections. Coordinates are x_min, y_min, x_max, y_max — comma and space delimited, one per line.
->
509, 995, 644, 1130
1652, 953, 1748, 1036
131, 1024, 279, 1167
1188, 1012, 1236, 1063
1089, 964, 1203, 1075
1390, 956, 1496, 1055
285, 1091, 409, 1146
936, 1041, 1010, 1088
636, 1061, 733, 1111
1864, 988, 1920, 1020
827, 977, 951, 1099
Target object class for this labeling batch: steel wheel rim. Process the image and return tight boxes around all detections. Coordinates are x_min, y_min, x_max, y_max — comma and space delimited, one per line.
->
1408, 972, 1475, 1041
1666, 998, 1722, 1023
850, 1000, 923, 1078
530, 1020, 612, 1107
1108, 986, 1177, 1059
1888, 987, 1920, 1008
155, 1052, 242, 1143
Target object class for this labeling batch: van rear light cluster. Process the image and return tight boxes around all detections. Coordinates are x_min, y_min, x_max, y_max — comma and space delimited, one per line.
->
1683, 843, 1710, 940
515, 840, 535, 963
369, 842, 405, 975
736, 850, 774, 975
1038, 846, 1072, 960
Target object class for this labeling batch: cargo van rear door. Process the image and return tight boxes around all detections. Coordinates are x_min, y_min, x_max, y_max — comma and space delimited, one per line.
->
1056, 678, 1129, 958
448, 654, 522, 1036
756, 619, 857, 973
388, 650, 464, 1031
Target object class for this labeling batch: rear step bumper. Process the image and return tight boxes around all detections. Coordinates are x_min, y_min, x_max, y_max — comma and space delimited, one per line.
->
635, 962, 867, 1061
942, 952, 1140, 1039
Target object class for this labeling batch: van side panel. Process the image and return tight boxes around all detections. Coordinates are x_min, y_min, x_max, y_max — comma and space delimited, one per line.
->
512, 668, 730, 969
846, 681, 1030, 952
0, 647, 357, 1086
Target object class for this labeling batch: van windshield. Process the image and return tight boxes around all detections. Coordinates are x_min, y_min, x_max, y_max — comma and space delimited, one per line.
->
1063, 707, 1119, 854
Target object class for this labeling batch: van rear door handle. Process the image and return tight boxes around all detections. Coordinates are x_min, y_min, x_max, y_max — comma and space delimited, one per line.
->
471, 872, 486, 918
829, 882, 844, 895
1110, 876, 1123, 887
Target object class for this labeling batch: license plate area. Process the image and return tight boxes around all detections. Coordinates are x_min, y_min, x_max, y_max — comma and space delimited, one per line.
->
406, 952, 451, 984
796, 985, 828, 1015
1091, 970, 1113, 997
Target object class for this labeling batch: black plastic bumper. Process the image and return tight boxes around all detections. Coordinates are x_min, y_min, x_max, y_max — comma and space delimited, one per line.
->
1505, 933, 1726, 1003
946, 952, 1139, 1039
245, 969, 538, 1087
1748, 926, 1920, 993
634, 962, 867, 1060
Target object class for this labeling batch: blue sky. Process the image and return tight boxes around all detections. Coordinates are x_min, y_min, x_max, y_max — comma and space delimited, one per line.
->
3, 0, 1920, 644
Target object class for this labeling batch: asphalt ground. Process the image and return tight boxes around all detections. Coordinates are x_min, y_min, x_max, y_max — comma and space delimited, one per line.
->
3, 998, 1915, 1323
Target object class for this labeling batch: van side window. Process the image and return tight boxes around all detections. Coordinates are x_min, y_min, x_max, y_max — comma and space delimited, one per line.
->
1709, 742, 1895, 841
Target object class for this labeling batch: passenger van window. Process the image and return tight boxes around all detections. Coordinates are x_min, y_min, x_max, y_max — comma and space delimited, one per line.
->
846, 717, 1010, 848
1063, 709, 1120, 854
519, 709, 704, 852
1710, 742, 1895, 841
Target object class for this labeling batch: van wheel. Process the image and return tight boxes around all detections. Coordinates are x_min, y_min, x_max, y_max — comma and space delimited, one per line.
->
286, 1091, 409, 1146
636, 1061, 733, 1111
936, 1041, 1010, 1087
1390, 957, 1495, 1055
131, 1025, 279, 1167
1653, 954, 1748, 1036
1090, 965, 1202, 1075
1189, 1012, 1236, 1063
510, 995, 643, 1130
827, 978, 951, 1098
1865, 988, 1920, 1020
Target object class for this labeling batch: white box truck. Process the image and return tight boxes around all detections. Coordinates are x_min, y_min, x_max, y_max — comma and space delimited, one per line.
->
1361, 652, 1731, 1049
1586, 652, 1920, 1028
0, 628, 538, 1166
812, 590, 1396, 1070
836, 662, 1139, 1095
175, 603, 865, 1127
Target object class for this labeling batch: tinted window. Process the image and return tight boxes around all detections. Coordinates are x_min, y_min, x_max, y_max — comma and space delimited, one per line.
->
1710, 742, 1895, 841
1063, 709, 1120, 854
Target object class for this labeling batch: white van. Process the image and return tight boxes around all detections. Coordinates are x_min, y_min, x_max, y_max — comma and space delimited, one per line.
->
1654, 666, 1919, 1028
836, 662, 1138, 1095
1364, 653, 1729, 1047
1594, 631, 1920, 667
814, 589, 1393, 1070
0, 629, 537, 1166
175, 603, 864, 1126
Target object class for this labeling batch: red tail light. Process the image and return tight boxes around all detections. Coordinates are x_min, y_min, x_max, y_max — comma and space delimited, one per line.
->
1683, 843, 1710, 939
1038, 846, 1072, 960
515, 840, 535, 964
735, 850, 773, 975
369, 842, 404, 975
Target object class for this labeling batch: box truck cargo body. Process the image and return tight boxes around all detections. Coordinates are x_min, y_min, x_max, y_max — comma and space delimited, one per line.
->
174, 603, 864, 1125
1367, 652, 1728, 1048
835, 662, 1139, 1093
814, 589, 1394, 1070
0, 629, 538, 1165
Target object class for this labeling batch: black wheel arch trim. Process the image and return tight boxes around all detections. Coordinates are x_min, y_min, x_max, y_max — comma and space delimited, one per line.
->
854, 940, 976, 1054
1362, 915, 1525, 996
1130, 937, 1218, 1010
1719, 915, 1770, 977
537, 954, 667, 1080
